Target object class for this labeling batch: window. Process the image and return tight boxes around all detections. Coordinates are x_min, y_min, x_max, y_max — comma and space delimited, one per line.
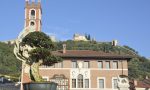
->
54, 62, 63, 68
83, 61, 89, 68
99, 79, 104, 88
31, 10, 35, 19
113, 79, 118, 89
85, 79, 89, 88
30, 21, 35, 26
78, 74, 83, 88
58, 62, 63, 68
106, 61, 110, 69
113, 61, 118, 69
72, 61, 77, 68
98, 61, 103, 69
72, 79, 76, 88
31, 10, 35, 16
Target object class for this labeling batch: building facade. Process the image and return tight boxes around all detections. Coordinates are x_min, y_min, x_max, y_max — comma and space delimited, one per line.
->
40, 50, 131, 90
23, 49, 132, 90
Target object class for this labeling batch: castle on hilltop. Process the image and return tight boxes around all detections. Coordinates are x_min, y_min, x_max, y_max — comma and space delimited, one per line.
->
73, 34, 88, 41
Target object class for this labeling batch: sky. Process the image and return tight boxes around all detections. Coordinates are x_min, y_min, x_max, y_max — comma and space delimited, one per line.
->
0, 0, 150, 58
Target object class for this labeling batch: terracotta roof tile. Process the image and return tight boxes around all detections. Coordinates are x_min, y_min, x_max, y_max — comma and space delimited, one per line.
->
131, 79, 150, 88
52, 50, 132, 59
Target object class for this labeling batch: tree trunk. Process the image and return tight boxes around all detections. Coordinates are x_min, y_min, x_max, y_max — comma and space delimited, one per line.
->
30, 62, 43, 82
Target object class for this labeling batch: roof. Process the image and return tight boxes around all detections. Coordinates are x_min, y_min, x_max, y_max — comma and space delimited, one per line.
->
52, 50, 133, 59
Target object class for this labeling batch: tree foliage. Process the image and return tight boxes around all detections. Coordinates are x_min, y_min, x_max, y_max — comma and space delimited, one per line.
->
0, 42, 21, 80
21, 32, 62, 81
128, 57, 150, 80
54, 40, 138, 56
22, 32, 61, 65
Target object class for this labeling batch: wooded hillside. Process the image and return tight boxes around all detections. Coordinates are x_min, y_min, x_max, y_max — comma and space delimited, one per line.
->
0, 40, 149, 80
0, 42, 21, 80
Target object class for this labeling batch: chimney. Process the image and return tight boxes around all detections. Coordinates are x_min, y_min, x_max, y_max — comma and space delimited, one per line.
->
112, 40, 118, 46
63, 44, 66, 54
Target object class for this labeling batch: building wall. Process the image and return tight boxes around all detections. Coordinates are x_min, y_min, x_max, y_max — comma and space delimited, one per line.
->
39, 59, 128, 89
91, 70, 128, 88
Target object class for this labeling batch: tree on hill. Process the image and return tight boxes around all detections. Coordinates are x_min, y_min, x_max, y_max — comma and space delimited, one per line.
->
85, 34, 91, 41
0, 42, 21, 80
128, 57, 150, 80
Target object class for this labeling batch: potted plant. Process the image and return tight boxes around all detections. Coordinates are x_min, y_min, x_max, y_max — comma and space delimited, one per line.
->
14, 31, 62, 90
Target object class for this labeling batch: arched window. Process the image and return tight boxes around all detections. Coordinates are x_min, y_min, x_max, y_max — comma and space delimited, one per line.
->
78, 74, 83, 88
30, 21, 35, 26
30, 10, 35, 19
31, 10, 35, 16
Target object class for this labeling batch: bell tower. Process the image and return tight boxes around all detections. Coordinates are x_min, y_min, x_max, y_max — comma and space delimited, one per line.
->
24, 0, 42, 31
